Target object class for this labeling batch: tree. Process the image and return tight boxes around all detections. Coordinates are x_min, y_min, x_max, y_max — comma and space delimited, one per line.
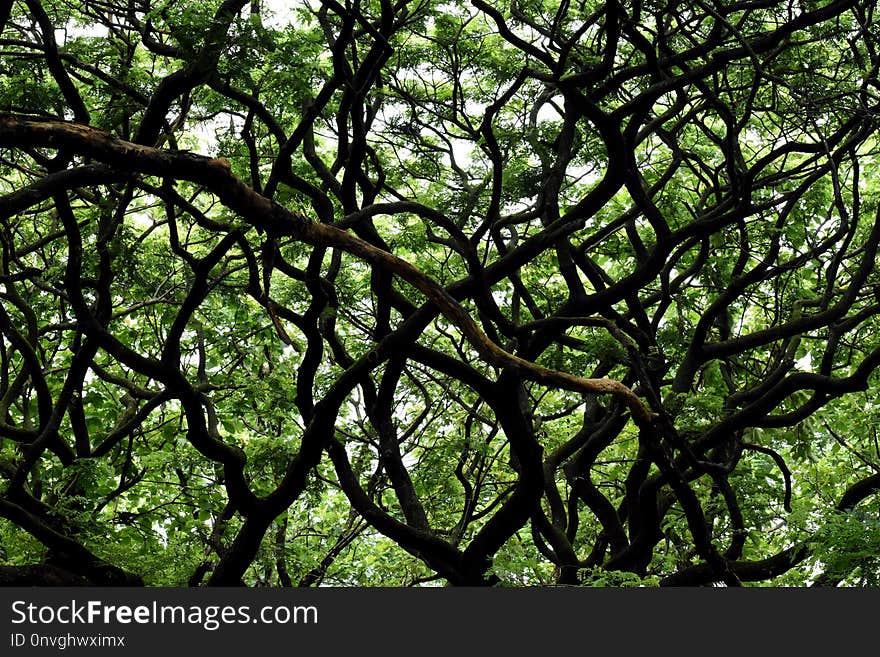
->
0, 0, 879, 587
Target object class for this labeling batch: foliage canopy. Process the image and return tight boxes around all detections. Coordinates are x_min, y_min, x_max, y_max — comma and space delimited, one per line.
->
0, 0, 879, 586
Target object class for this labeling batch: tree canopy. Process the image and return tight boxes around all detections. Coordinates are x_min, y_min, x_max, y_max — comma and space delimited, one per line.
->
0, 0, 879, 587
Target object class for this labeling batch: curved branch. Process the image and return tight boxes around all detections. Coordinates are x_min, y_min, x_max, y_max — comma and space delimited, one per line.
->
742, 443, 793, 513
0, 115, 657, 427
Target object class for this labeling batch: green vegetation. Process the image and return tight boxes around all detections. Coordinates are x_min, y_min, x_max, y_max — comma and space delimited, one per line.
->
0, 0, 879, 586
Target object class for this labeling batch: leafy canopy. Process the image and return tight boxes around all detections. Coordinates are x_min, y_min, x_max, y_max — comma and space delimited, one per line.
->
0, 0, 879, 587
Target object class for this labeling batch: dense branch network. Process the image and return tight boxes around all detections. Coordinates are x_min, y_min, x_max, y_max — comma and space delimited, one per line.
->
0, 0, 879, 586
